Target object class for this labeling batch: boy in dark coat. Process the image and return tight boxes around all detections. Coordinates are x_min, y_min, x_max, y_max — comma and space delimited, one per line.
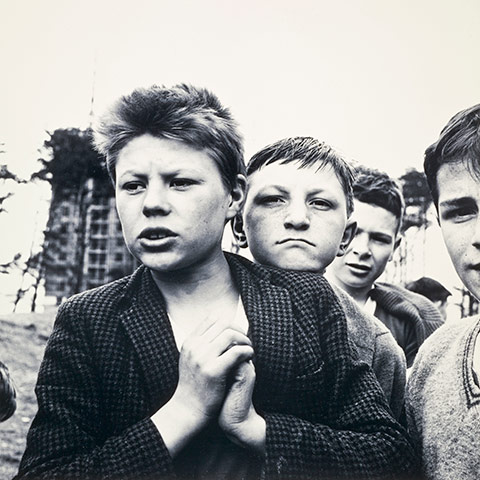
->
231, 137, 406, 419
16, 84, 416, 479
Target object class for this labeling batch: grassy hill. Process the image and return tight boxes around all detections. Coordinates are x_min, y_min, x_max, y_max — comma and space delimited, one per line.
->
0, 310, 55, 480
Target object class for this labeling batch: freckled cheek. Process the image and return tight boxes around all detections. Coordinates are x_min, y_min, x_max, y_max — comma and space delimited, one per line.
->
245, 212, 275, 240
189, 196, 229, 229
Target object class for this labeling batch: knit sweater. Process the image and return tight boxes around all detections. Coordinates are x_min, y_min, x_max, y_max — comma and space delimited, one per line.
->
370, 282, 444, 367
331, 283, 406, 419
406, 316, 480, 479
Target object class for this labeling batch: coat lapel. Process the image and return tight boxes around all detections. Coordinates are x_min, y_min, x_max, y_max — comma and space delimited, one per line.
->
118, 267, 179, 411
118, 258, 296, 411
227, 255, 295, 406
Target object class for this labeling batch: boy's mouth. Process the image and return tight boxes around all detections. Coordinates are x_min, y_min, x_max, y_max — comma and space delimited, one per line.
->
346, 262, 371, 274
139, 227, 177, 240
277, 238, 316, 247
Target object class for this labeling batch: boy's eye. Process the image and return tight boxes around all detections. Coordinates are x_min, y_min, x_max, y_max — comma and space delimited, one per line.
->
371, 235, 391, 244
310, 198, 332, 210
171, 178, 196, 189
443, 206, 477, 222
258, 195, 285, 206
122, 181, 145, 193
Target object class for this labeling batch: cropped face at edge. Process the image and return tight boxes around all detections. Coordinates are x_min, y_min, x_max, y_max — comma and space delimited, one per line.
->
115, 133, 245, 273
437, 160, 480, 299
242, 161, 352, 272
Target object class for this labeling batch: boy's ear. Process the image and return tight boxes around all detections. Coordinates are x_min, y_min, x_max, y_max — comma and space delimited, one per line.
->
389, 236, 402, 261
228, 174, 247, 214
336, 220, 357, 257
231, 215, 248, 248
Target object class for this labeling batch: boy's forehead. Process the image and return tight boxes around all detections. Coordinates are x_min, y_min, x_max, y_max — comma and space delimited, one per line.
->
247, 160, 343, 191
437, 160, 480, 203
353, 200, 400, 234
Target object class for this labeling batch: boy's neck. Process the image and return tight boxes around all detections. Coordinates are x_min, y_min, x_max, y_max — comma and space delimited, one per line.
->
348, 288, 372, 306
150, 252, 238, 309
327, 272, 372, 306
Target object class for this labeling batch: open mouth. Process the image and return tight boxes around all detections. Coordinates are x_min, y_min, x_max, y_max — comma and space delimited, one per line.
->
139, 227, 177, 247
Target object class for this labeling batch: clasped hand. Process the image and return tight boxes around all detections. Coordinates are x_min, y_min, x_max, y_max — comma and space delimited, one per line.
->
173, 316, 265, 454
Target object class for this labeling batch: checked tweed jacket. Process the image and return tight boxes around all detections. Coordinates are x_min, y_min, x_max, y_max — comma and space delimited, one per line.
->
16, 253, 417, 479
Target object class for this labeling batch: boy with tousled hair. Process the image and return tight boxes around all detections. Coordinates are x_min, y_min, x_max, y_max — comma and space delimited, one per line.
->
16, 85, 416, 479
327, 166, 444, 367
232, 136, 406, 419
406, 103, 480, 479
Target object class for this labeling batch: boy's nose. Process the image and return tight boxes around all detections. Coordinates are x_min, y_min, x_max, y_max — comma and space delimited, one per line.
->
351, 233, 371, 257
284, 202, 310, 230
142, 184, 172, 216
471, 215, 480, 248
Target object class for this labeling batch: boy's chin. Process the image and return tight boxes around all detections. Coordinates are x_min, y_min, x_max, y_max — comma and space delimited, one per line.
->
269, 256, 326, 273
461, 275, 480, 302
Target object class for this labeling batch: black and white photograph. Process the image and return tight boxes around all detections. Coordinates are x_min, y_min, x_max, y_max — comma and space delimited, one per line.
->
1, 1, 480, 478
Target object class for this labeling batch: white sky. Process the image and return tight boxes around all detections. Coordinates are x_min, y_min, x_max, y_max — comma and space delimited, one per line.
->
1, 0, 479, 310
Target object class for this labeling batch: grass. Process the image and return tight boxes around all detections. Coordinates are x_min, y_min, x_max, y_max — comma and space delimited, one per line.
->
0, 310, 55, 480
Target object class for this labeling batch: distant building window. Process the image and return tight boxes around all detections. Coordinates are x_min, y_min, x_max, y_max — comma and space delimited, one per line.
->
91, 208, 108, 222
116, 238, 124, 247
62, 206, 69, 216
58, 253, 67, 261
114, 253, 123, 262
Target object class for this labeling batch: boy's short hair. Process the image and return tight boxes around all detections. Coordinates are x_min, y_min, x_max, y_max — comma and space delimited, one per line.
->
246, 136, 355, 216
92, 84, 245, 189
424, 103, 480, 208
405, 276, 452, 303
353, 165, 405, 233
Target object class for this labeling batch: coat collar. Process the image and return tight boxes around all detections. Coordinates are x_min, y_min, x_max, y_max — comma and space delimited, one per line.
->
117, 255, 295, 408
226, 254, 295, 403
119, 266, 179, 411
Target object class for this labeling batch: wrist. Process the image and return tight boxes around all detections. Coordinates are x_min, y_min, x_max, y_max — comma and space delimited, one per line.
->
223, 407, 266, 456
151, 395, 209, 458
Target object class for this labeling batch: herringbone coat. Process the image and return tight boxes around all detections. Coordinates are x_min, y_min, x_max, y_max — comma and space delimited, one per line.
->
16, 253, 417, 479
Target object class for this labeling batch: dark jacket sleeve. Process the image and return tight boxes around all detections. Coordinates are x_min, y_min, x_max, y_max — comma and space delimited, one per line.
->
261, 286, 418, 480
0, 360, 16, 422
331, 283, 406, 420
15, 300, 175, 480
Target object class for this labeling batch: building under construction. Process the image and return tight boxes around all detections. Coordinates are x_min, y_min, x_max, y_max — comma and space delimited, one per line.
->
39, 129, 136, 304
